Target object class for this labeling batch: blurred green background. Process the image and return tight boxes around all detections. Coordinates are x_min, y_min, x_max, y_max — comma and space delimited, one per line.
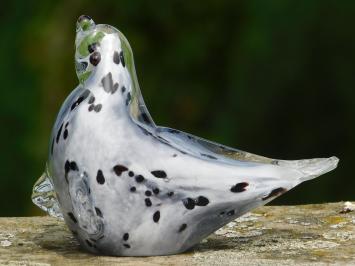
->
0, 1, 353, 217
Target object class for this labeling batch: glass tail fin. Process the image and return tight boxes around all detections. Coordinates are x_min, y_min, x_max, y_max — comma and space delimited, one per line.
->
31, 166, 63, 219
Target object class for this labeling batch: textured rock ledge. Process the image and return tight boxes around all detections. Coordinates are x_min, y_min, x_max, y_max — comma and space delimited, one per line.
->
0, 202, 354, 265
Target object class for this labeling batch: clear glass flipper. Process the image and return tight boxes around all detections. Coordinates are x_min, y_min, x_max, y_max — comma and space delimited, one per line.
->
31, 165, 63, 219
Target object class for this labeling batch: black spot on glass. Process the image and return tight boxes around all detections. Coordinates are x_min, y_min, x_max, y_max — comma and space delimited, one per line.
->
56, 123, 63, 143
113, 51, 120, 64
230, 182, 249, 193
262, 187, 287, 201
63, 129, 68, 139
123, 244, 130, 248
119, 51, 125, 67
135, 175, 144, 183
178, 224, 187, 232
69, 161, 78, 171
167, 191, 174, 197
195, 196, 209, 206
88, 104, 95, 112
94, 104, 102, 112
153, 188, 160, 195
130, 186, 136, 192
71, 89, 90, 111
64, 160, 70, 174
68, 212, 77, 223
96, 170, 105, 184
88, 42, 98, 53
113, 165, 128, 176
101, 72, 119, 94
121, 86, 126, 93
65, 122, 69, 128
95, 207, 103, 218
183, 198, 195, 210
90, 51, 101, 66
128, 171, 134, 177
88, 96, 95, 104
172, 154, 177, 157
227, 210, 235, 216
145, 190, 152, 197
123, 233, 129, 241
125, 92, 131, 105
145, 198, 152, 207
153, 211, 160, 223
151, 170, 167, 178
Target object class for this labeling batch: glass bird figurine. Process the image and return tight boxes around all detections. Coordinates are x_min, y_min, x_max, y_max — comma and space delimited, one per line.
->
32, 15, 339, 256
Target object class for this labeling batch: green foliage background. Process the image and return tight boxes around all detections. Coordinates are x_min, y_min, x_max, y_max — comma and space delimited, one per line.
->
0, 1, 353, 216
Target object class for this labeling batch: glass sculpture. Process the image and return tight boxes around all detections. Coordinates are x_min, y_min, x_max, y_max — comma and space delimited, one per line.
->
32, 15, 339, 256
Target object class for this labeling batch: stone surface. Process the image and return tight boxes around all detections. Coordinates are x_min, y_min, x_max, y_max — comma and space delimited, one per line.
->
0, 202, 354, 265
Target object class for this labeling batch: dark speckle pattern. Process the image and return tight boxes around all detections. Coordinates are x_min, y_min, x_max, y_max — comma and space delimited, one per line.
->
101, 72, 119, 94
94, 104, 102, 112
120, 51, 125, 67
125, 92, 131, 106
69, 161, 78, 171
195, 196, 209, 206
183, 198, 195, 210
88, 43, 98, 53
231, 182, 249, 193
64, 160, 70, 174
130, 186, 136, 192
63, 129, 68, 139
123, 244, 130, 248
113, 165, 128, 176
135, 175, 144, 183
95, 207, 103, 218
153, 211, 160, 223
88, 96, 95, 104
151, 170, 167, 178
71, 89, 90, 111
56, 123, 64, 143
123, 233, 129, 241
90, 51, 101, 66
145, 198, 152, 207
153, 188, 160, 195
128, 171, 134, 177
113, 51, 120, 64
145, 190, 152, 197
178, 224, 187, 233
96, 170, 105, 184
